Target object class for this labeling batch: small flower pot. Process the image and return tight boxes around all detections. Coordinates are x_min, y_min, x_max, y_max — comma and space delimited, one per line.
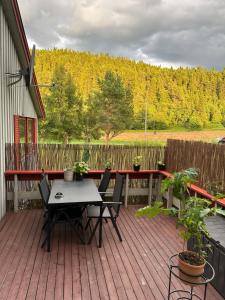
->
133, 165, 141, 171
158, 163, 166, 170
75, 172, 83, 181
64, 170, 74, 182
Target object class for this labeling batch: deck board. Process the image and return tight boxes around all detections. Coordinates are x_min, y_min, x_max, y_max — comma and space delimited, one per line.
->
0, 208, 222, 300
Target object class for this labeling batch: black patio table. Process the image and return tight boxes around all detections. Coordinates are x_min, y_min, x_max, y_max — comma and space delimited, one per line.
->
46, 179, 103, 251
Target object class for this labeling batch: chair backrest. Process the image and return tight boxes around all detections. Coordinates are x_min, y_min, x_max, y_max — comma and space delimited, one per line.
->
38, 175, 50, 207
112, 173, 124, 216
98, 170, 111, 199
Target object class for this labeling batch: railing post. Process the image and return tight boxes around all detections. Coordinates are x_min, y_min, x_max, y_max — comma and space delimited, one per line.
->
14, 174, 18, 212
167, 187, 173, 208
157, 174, 162, 201
124, 173, 129, 208
148, 173, 153, 205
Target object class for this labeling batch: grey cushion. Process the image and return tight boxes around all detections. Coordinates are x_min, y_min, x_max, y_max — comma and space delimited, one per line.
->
87, 205, 116, 218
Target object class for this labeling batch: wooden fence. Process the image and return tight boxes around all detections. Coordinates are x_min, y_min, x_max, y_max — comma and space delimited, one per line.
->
5, 143, 165, 171
165, 139, 225, 190
5, 140, 225, 199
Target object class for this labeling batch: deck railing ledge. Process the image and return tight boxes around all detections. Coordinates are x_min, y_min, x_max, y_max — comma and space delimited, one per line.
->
5, 169, 225, 212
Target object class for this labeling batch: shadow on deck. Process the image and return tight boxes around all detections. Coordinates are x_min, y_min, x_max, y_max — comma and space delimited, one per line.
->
0, 207, 222, 300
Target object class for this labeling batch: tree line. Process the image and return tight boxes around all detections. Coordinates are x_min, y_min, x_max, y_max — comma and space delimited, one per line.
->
35, 49, 225, 141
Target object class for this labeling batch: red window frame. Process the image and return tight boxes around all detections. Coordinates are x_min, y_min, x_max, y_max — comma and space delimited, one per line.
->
14, 115, 37, 144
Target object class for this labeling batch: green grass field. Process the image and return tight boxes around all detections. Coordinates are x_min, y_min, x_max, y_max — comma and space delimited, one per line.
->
39, 128, 225, 145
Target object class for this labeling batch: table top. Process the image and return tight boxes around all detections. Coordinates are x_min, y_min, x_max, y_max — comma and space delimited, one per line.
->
48, 179, 102, 205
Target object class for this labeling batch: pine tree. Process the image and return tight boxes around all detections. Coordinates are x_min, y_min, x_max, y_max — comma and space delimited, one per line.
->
93, 71, 133, 143
39, 64, 83, 143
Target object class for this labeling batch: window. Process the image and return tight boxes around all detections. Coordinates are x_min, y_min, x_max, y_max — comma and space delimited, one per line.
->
19, 117, 26, 143
14, 115, 37, 144
27, 118, 33, 143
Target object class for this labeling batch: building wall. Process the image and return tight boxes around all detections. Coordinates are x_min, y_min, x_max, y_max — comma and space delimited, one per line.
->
0, 5, 37, 218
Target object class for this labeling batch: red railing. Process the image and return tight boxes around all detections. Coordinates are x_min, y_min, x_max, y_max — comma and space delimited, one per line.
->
5, 169, 160, 180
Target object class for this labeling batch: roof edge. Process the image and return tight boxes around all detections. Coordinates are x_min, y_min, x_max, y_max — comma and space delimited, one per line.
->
2, 0, 45, 118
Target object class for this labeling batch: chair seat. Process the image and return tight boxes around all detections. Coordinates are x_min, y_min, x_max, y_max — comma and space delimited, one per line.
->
87, 205, 115, 218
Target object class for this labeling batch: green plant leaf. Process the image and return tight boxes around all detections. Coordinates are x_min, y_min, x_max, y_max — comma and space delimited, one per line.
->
200, 208, 211, 217
216, 208, 225, 216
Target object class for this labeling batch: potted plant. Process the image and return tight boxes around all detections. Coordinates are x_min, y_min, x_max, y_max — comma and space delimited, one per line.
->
64, 167, 74, 182
136, 168, 225, 276
161, 168, 199, 203
105, 160, 112, 171
157, 160, 166, 170
133, 155, 142, 171
73, 161, 90, 181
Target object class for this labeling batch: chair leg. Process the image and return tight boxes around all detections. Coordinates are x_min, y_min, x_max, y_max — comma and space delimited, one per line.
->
111, 218, 122, 242
88, 218, 100, 244
42, 219, 48, 231
105, 219, 108, 223
85, 218, 91, 230
108, 207, 122, 242
61, 211, 85, 244
76, 219, 83, 230
42, 217, 55, 250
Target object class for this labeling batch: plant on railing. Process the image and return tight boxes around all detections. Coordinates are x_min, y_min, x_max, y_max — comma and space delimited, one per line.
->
157, 160, 166, 170
133, 155, 142, 171
105, 160, 112, 171
161, 167, 199, 202
74, 161, 90, 181
74, 161, 90, 175
136, 168, 225, 276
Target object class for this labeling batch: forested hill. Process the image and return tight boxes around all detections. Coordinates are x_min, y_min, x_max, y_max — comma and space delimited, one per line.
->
35, 49, 225, 129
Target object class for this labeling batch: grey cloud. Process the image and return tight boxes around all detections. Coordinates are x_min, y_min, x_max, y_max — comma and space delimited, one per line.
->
18, 0, 225, 69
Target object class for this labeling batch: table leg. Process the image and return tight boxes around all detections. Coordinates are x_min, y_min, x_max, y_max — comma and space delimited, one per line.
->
98, 203, 103, 248
190, 286, 193, 300
168, 267, 172, 300
203, 283, 208, 300
47, 208, 52, 252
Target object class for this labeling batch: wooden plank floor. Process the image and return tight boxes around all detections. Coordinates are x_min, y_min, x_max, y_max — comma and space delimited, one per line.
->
0, 207, 222, 300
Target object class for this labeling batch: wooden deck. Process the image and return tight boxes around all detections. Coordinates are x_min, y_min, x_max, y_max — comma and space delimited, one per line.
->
0, 207, 222, 300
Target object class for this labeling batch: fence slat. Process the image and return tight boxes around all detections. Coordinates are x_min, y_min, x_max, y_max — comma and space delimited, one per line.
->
5, 143, 165, 171
165, 139, 225, 190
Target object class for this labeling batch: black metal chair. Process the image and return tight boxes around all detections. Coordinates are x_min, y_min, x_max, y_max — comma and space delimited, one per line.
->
98, 170, 111, 199
38, 175, 50, 229
86, 172, 124, 242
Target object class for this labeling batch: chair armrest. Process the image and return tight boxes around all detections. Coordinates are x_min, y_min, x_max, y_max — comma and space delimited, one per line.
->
99, 191, 113, 195
103, 201, 123, 205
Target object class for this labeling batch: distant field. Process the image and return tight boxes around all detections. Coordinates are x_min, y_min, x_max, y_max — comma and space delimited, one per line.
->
39, 129, 225, 145
114, 129, 225, 143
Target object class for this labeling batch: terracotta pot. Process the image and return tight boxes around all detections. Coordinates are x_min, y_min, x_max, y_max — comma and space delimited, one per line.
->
64, 170, 74, 182
133, 165, 140, 171
178, 251, 205, 276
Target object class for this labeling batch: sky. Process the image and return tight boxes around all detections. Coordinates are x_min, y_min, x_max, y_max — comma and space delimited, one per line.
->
18, 0, 225, 70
